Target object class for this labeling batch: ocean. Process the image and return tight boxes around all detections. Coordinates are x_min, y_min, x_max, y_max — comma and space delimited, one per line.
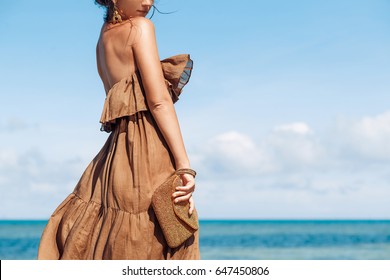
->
0, 220, 389, 260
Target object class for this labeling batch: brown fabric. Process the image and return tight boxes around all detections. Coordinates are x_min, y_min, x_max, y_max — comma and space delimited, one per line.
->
37, 54, 200, 260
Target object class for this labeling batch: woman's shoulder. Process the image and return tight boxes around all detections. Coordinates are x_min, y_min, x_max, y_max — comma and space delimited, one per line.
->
131, 17, 154, 28
131, 17, 155, 32
130, 17, 157, 47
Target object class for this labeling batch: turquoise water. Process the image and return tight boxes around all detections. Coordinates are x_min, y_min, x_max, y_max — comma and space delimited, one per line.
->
1, 220, 389, 260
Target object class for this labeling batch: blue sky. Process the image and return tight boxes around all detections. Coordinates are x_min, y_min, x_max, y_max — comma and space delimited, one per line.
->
1, 0, 389, 219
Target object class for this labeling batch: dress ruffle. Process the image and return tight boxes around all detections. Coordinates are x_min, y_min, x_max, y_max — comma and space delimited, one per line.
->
41, 192, 198, 259
99, 54, 193, 133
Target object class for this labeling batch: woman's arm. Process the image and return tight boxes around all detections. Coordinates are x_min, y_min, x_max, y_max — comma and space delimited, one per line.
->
131, 18, 195, 213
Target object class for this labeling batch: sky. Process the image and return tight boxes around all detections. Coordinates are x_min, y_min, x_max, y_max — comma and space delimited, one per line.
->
0, 0, 389, 219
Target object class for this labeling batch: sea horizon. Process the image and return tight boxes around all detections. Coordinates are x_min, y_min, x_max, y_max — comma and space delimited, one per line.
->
1, 218, 390, 222
1, 219, 390, 260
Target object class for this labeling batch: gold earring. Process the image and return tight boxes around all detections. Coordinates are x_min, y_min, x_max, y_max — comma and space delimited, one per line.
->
112, 4, 123, 24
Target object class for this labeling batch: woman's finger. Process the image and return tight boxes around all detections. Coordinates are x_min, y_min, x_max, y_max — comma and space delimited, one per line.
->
188, 197, 195, 215
172, 190, 187, 198
176, 182, 195, 192
174, 192, 192, 204
175, 186, 195, 193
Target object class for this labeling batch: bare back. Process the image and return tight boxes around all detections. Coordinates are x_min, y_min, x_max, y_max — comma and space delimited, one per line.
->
96, 21, 139, 95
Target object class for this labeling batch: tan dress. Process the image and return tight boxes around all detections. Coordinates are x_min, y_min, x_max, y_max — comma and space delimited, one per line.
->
37, 54, 200, 260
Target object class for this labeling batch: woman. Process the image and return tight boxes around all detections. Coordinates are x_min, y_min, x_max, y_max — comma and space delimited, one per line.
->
37, 0, 199, 260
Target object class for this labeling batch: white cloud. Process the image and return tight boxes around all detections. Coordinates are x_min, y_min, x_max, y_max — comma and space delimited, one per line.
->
337, 111, 390, 160
192, 122, 324, 174
267, 122, 324, 167
191, 115, 390, 218
194, 123, 324, 176
194, 131, 276, 177
195, 172, 390, 219
30, 182, 58, 193
0, 148, 84, 218
273, 122, 312, 135
0, 117, 39, 133
0, 149, 18, 168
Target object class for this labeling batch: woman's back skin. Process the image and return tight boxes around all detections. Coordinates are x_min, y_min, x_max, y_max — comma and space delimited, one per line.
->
96, 20, 138, 94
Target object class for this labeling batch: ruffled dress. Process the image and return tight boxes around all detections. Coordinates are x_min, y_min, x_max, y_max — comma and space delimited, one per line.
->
37, 54, 200, 260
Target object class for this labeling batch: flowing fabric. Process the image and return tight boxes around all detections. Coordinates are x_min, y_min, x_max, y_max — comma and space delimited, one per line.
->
37, 54, 200, 260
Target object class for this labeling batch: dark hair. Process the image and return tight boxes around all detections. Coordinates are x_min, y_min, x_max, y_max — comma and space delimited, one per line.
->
95, 0, 115, 23
94, 1, 172, 23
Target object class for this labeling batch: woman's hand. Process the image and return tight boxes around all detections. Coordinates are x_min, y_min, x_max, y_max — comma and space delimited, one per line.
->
172, 173, 196, 215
